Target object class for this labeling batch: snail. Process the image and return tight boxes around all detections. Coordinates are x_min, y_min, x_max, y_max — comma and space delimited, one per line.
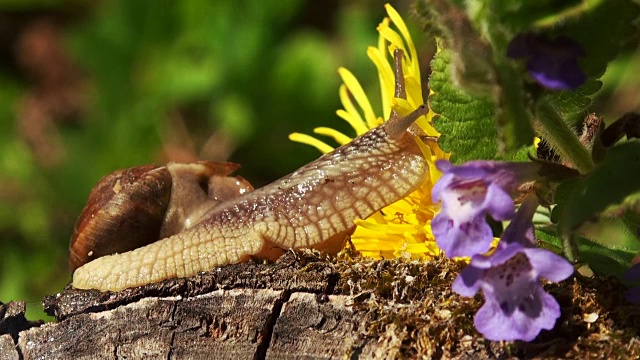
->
70, 50, 432, 292
69, 161, 253, 270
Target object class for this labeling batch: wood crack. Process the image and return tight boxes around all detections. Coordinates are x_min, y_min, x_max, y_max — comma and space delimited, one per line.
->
18, 250, 351, 359
255, 289, 290, 360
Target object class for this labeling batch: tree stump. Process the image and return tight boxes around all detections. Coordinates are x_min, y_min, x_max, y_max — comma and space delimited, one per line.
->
1, 251, 639, 359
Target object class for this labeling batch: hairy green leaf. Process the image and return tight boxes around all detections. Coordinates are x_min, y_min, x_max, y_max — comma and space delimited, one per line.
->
429, 50, 497, 162
544, 80, 603, 127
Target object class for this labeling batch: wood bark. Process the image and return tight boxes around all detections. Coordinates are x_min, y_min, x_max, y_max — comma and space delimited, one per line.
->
2, 251, 640, 359
0, 252, 381, 360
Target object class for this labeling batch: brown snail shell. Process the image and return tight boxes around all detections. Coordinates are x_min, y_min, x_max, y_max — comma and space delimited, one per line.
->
69, 161, 253, 271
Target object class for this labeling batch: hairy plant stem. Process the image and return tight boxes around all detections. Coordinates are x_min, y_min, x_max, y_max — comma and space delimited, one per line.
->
536, 99, 595, 174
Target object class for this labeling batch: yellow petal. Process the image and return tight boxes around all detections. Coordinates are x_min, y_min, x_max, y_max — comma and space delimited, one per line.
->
385, 3, 420, 82
338, 85, 369, 135
377, 17, 390, 55
290, 4, 448, 261
376, 18, 393, 118
354, 244, 402, 259
352, 238, 398, 250
418, 116, 439, 136
338, 67, 378, 129
378, 27, 406, 56
404, 76, 424, 108
402, 242, 429, 252
351, 227, 387, 239
354, 219, 417, 234
391, 97, 416, 116
288, 133, 334, 154
313, 127, 352, 146
367, 46, 394, 119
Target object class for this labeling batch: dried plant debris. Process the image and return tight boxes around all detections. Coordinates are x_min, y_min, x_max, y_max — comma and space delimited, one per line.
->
330, 251, 640, 359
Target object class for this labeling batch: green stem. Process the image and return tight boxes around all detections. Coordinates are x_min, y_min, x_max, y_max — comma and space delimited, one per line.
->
536, 99, 595, 174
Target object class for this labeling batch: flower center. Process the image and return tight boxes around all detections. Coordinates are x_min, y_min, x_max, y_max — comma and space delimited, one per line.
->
488, 253, 532, 286
443, 179, 488, 221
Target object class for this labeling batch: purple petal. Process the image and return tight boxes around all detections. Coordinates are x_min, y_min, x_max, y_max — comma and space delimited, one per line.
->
625, 287, 640, 304
431, 172, 454, 202
483, 183, 516, 221
529, 59, 586, 90
507, 32, 587, 90
623, 263, 640, 282
481, 252, 537, 304
446, 161, 496, 181
474, 286, 560, 341
623, 264, 640, 304
506, 33, 535, 59
524, 248, 574, 282
501, 196, 537, 247
502, 219, 535, 247
435, 159, 453, 173
452, 266, 483, 297
467, 253, 496, 270
431, 160, 542, 260
431, 212, 453, 242
483, 243, 523, 266
434, 214, 494, 258
553, 35, 586, 57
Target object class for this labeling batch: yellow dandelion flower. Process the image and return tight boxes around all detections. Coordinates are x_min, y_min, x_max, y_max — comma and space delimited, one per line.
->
289, 4, 449, 260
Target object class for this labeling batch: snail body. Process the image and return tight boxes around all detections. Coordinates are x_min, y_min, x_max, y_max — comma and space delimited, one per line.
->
71, 51, 432, 291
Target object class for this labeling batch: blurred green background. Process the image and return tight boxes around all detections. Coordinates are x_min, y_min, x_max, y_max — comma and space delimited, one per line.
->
0, 0, 415, 319
0, 0, 638, 320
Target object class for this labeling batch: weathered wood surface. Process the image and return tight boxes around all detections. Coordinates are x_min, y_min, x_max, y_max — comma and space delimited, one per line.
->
43, 251, 337, 321
1, 300, 42, 360
2, 252, 381, 360
0, 334, 19, 360
2, 251, 640, 359
26, 290, 285, 359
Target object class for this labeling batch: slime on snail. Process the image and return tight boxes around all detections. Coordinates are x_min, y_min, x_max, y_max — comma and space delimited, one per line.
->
70, 50, 432, 292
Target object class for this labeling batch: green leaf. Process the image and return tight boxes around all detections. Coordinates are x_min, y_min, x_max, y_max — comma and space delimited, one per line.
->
602, 192, 640, 221
484, 0, 605, 31
142, 49, 223, 102
492, 58, 535, 152
555, 141, 640, 237
543, 79, 603, 127
562, 0, 640, 78
536, 228, 564, 253
429, 49, 498, 162
580, 218, 640, 251
575, 238, 637, 278
420, 1, 535, 155
537, 228, 637, 278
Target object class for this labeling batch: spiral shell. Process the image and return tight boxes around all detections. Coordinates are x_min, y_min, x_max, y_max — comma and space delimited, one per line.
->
69, 161, 252, 271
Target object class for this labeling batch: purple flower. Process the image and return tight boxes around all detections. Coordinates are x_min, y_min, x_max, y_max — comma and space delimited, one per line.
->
507, 33, 586, 90
500, 194, 537, 248
623, 263, 640, 304
452, 203, 574, 341
431, 160, 540, 258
